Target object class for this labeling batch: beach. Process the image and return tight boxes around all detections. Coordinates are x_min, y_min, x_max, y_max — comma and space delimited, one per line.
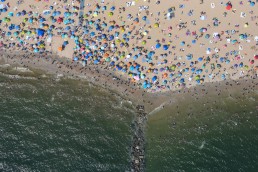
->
0, 0, 257, 95
1, 0, 258, 171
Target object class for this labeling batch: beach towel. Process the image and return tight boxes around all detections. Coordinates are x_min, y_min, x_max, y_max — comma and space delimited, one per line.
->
240, 12, 246, 18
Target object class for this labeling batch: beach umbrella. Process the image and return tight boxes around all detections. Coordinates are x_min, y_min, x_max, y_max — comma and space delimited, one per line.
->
16, 12, 21, 17
73, 57, 79, 61
192, 40, 196, 44
108, 12, 113, 16
152, 76, 158, 82
13, 31, 19, 37
156, 43, 161, 49
200, 27, 207, 33
142, 16, 147, 21
231, 39, 238, 44
63, 41, 69, 46
110, 6, 115, 11
220, 57, 225, 62
43, 10, 51, 15
142, 40, 146, 45
200, 15, 207, 20
250, 1, 255, 6
180, 41, 185, 46
254, 55, 258, 60
186, 54, 192, 60
154, 23, 159, 28
171, 64, 176, 71
250, 60, 254, 64
163, 45, 169, 50
198, 57, 203, 62
3, 17, 11, 22
34, 48, 39, 53
239, 62, 244, 68
8, 12, 14, 17
37, 29, 45, 37
226, 3, 232, 10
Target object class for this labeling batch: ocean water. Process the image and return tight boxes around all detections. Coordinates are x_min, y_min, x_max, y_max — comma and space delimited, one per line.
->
0, 73, 134, 171
146, 89, 258, 171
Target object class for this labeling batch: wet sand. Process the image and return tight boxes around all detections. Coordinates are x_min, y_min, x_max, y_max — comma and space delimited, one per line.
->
1, 48, 257, 114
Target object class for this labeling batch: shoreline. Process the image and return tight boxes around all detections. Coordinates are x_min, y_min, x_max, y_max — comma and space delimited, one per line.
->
1, 48, 257, 114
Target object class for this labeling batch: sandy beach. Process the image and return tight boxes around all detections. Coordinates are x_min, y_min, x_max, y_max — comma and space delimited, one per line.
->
0, 0, 258, 111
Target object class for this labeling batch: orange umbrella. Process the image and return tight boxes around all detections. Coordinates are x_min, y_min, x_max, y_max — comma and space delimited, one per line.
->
162, 73, 168, 78
58, 46, 63, 51
104, 53, 109, 58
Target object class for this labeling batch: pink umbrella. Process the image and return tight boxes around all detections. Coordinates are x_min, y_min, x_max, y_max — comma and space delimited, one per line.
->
235, 56, 241, 60
254, 55, 258, 60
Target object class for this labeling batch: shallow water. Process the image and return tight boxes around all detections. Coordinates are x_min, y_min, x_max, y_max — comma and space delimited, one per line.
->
0, 74, 134, 171
146, 90, 258, 171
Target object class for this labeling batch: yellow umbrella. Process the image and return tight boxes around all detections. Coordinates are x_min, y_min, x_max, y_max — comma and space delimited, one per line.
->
108, 12, 113, 16
154, 23, 159, 28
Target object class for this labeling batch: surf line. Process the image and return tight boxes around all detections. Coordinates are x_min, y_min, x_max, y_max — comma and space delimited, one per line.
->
130, 105, 147, 172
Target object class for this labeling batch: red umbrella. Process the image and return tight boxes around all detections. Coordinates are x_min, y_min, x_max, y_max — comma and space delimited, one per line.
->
57, 17, 63, 24
250, 60, 254, 64
226, 4, 232, 10
254, 55, 258, 60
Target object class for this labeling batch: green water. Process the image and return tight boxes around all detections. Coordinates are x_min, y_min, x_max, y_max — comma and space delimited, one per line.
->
0, 74, 134, 171
1, 69, 258, 172
146, 90, 258, 171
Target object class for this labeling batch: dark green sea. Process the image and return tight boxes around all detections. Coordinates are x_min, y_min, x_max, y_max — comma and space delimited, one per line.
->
146, 87, 258, 171
0, 72, 134, 171
1, 68, 258, 172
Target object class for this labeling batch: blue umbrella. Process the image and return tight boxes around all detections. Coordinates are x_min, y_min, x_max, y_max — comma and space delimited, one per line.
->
239, 62, 243, 68
180, 41, 185, 46
37, 29, 45, 37
110, 6, 115, 11
65, 26, 71, 30
90, 32, 95, 37
156, 43, 161, 49
180, 78, 185, 83
220, 57, 225, 62
8, 12, 14, 17
250, 2, 255, 6
29, 18, 33, 23
186, 54, 192, 60
109, 35, 114, 41
221, 74, 226, 80
94, 59, 99, 64
73, 57, 79, 61
152, 76, 158, 82
163, 45, 169, 50
192, 40, 196, 44
63, 41, 69, 46
142, 16, 147, 21
198, 57, 203, 62
110, 61, 115, 66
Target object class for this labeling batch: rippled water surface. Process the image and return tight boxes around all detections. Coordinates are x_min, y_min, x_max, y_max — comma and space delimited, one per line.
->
0, 74, 134, 171
146, 90, 258, 171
